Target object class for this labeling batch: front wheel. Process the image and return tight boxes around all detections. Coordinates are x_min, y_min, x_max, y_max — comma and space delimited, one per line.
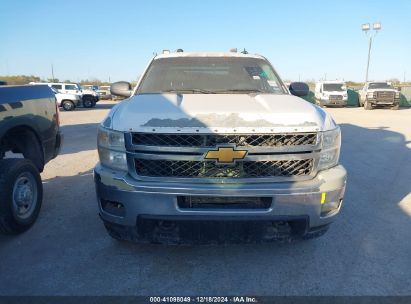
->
0, 159, 43, 234
364, 100, 372, 110
82, 97, 95, 108
61, 100, 75, 111
316, 99, 325, 108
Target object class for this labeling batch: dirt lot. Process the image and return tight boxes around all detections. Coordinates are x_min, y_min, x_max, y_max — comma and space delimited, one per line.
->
0, 100, 410, 295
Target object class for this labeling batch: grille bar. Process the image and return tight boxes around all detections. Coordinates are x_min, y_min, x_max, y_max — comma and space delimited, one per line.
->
135, 159, 313, 178
132, 133, 317, 148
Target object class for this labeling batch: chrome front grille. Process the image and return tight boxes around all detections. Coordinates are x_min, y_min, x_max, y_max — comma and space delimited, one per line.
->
135, 159, 313, 178
132, 133, 317, 148
127, 132, 319, 181
375, 91, 395, 101
329, 95, 343, 101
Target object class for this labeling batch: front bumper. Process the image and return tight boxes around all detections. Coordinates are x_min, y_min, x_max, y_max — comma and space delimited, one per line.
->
321, 98, 348, 106
94, 164, 347, 231
367, 97, 400, 106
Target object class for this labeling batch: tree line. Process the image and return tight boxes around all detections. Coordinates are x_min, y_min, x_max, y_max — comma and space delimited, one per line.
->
1, 75, 409, 87
0, 75, 113, 86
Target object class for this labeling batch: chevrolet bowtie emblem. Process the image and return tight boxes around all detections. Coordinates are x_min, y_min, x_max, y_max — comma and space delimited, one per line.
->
204, 147, 247, 164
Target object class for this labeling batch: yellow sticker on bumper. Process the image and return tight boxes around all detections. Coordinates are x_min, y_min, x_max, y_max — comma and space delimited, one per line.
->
321, 192, 326, 205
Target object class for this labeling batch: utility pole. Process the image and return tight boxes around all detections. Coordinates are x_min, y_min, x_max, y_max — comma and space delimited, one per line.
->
362, 22, 381, 83
365, 37, 372, 83
51, 64, 55, 81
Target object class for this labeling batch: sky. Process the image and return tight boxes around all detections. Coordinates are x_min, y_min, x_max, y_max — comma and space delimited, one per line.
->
0, 0, 410, 83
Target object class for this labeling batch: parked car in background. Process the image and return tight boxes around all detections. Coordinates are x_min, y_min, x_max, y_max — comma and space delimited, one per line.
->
82, 85, 99, 91
30, 82, 99, 108
315, 81, 348, 107
0, 85, 62, 234
30, 83, 80, 111
51, 88, 80, 111
96, 85, 112, 100
359, 82, 400, 110
0, 81, 7, 86
95, 51, 347, 244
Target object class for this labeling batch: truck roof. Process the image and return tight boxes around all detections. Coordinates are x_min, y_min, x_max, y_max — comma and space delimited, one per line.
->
155, 52, 266, 60
317, 80, 345, 84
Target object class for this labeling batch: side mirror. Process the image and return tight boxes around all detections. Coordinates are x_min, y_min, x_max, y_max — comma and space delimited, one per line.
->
111, 81, 133, 97
396, 87, 402, 92
289, 82, 309, 97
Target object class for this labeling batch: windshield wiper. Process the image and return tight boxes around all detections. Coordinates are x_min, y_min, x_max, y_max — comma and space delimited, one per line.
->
213, 89, 264, 94
161, 89, 216, 94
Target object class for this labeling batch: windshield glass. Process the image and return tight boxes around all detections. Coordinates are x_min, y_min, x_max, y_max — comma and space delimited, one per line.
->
323, 83, 346, 92
65, 84, 78, 90
368, 82, 393, 89
138, 57, 286, 94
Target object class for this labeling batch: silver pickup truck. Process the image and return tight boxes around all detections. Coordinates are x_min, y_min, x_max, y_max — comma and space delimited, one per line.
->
94, 51, 347, 244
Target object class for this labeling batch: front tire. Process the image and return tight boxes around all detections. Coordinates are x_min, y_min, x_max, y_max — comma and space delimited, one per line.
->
0, 159, 43, 234
316, 99, 325, 108
61, 100, 75, 111
364, 99, 372, 110
82, 97, 95, 108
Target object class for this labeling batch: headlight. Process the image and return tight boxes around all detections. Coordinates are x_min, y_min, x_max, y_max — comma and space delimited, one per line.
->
97, 127, 127, 171
395, 92, 400, 98
318, 128, 341, 171
322, 127, 340, 149
367, 92, 374, 98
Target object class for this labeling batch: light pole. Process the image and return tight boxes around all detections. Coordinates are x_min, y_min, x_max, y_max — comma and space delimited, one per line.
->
362, 22, 381, 83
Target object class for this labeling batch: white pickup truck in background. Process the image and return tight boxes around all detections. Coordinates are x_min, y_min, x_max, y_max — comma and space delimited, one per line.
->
359, 81, 400, 110
314, 81, 348, 107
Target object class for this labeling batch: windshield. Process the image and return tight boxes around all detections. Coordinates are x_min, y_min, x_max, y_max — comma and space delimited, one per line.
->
65, 84, 78, 90
138, 57, 286, 94
323, 83, 346, 92
368, 82, 393, 89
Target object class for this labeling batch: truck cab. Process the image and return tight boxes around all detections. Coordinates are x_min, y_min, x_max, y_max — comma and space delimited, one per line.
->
95, 51, 347, 244
314, 81, 348, 107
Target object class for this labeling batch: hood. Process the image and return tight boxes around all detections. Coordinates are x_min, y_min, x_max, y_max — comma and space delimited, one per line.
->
324, 91, 347, 94
82, 89, 97, 95
367, 88, 398, 92
56, 92, 79, 98
109, 93, 336, 133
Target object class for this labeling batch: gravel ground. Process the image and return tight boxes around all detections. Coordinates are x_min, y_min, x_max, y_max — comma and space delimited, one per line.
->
0, 100, 410, 296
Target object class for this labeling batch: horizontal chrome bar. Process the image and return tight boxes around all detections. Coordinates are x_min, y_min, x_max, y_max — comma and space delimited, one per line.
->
129, 151, 319, 162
